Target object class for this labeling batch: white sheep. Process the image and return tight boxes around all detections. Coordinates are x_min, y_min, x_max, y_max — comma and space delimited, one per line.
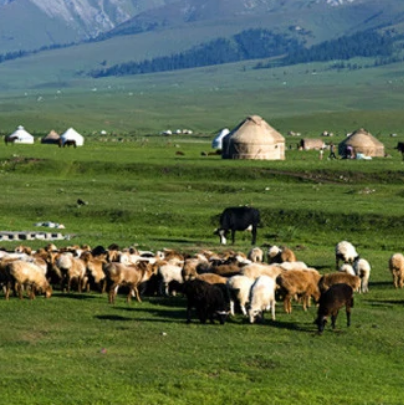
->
277, 261, 308, 271
248, 275, 276, 323
339, 263, 356, 276
335, 241, 358, 269
157, 262, 183, 296
226, 275, 255, 316
353, 258, 371, 293
247, 247, 263, 263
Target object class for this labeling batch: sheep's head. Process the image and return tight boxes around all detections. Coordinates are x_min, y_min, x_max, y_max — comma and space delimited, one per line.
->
215, 310, 229, 325
314, 315, 327, 333
268, 245, 281, 258
249, 308, 263, 324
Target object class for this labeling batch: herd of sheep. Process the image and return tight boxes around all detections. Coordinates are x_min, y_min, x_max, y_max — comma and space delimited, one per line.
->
0, 240, 403, 333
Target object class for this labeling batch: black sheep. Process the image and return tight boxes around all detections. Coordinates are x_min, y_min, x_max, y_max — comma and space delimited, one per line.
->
315, 283, 354, 334
183, 279, 229, 325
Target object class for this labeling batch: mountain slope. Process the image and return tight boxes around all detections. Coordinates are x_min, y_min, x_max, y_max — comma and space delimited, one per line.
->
0, 0, 178, 52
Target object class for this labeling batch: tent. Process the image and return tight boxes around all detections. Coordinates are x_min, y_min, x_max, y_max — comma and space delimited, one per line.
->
299, 138, 326, 151
212, 128, 230, 149
60, 127, 84, 146
5, 125, 34, 144
41, 130, 60, 144
338, 128, 384, 158
222, 115, 285, 160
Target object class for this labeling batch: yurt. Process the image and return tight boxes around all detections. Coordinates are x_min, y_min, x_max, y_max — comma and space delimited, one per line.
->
60, 127, 84, 146
299, 138, 326, 151
41, 130, 60, 144
222, 115, 285, 160
212, 128, 230, 149
338, 128, 384, 158
5, 125, 34, 144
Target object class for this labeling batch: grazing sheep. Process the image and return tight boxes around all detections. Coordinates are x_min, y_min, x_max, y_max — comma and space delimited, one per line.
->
319, 272, 361, 294
277, 261, 308, 271
183, 279, 229, 324
241, 263, 282, 281
226, 275, 255, 316
314, 283, 354, 334
388, 253, 404, 289
157, 262, 184, 296
248, 247, 264, 263
335, 241, 358, 269
197, 273, 227, 285
248, 275, 277, 323
81, 252, 107, 292
353, 257, 371, 293
338, 263, 356, 276
103, 261, 156, 304
276, 270, 321, 314
4, 260, 52, 300
267, 245, 296, 264
54, 253, 87, 293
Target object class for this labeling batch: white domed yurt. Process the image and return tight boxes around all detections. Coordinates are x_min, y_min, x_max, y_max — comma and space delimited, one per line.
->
60, 127, 84, 146
222, 115, 285, 160
5, 125, 34, 144
212, 128, 230, 149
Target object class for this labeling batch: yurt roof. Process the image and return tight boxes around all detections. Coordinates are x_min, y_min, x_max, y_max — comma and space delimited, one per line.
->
8, 125, 33, 139
342, 128, 384, 148
44, 130, 60, 140
61, 127, 83, 139
227, 115, 284, 144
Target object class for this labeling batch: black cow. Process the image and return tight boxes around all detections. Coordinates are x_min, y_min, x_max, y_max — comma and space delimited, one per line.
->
214, 206, 260, 245
183, 279, 229, 325
395, 142, 404, 160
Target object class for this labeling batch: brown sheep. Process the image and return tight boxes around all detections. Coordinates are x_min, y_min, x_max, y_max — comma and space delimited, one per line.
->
267, 245, 297, 264
318, 272, 361, 294
276, 270, 321, 314
81, 251, 107, 292
4, 260, 52, 300
315, 283, 354, 334
388, 253, 404, 289
197, 273, 227, 285
241, 263, 283, 280
103, 261, 157, 304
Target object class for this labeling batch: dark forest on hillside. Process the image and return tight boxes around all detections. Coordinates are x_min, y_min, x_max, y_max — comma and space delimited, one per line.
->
88, 29, 397, 78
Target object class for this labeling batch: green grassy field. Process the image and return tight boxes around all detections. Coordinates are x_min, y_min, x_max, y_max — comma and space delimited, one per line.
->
0, 131, 404, 404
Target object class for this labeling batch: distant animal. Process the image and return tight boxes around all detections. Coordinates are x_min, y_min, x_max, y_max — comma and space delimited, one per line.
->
175, 151, 185, 156
394, 142, 404, 160
77, 198, 87, 206
59, 139, 76, 148
214, 206, 261, 245
314, 283, 354, 334
4, 135, 18, 145
388, 253, 404, 289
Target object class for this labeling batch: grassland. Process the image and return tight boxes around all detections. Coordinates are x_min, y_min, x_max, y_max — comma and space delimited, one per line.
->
0, 129, 404, 404
1, 52, 404, 404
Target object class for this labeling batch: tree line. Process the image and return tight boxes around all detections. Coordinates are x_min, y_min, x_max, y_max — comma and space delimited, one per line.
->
256, 30, 395, 69
88, 29, 302, 78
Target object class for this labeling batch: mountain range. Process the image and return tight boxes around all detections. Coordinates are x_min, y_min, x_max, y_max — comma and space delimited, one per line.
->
0, 0, 370, 53
1, 0, 404, 90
